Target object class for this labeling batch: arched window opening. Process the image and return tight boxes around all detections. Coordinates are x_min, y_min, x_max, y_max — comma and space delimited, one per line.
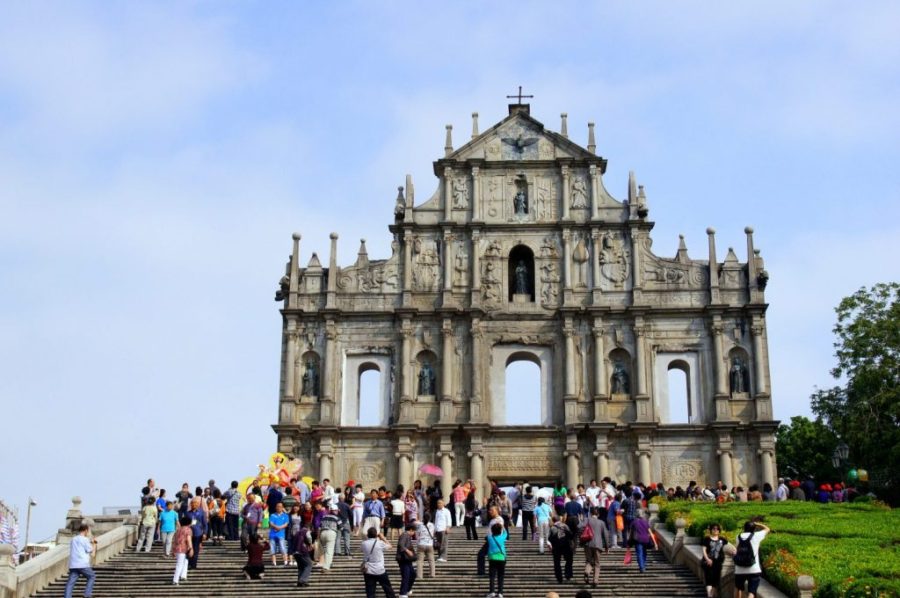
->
358, 365, 382, 426
667, 362, 691, 424
508, 245, 535, 302
505, 355, 541, 425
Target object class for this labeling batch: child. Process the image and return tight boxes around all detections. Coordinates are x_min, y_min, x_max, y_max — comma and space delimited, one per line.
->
172, 516, 194, 585
159, 501, 178, 557
243, 533, 269, 580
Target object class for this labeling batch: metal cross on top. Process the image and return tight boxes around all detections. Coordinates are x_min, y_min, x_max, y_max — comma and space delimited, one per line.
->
506, 85, 533, 104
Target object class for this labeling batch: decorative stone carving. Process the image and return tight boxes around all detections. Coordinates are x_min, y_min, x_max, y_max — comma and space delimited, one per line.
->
573, 235, 589, 288
661, 457, 706, 487
571, 176, 588, 208
452, 176, 469, 209
482, 261, 501, 305
347, 459, 387, 488
412, 236, 440, 291
453, 245, 468, 287
500, 125, 540, 160
485, 239, 502, 258
486, 177, 503, 218
540, 260, 560, 306
599, 233, 630, 286
487, 455, 556, 476
536, 178, 554, 221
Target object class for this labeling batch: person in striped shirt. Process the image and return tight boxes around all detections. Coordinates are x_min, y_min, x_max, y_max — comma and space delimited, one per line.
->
519, 487, 537, 541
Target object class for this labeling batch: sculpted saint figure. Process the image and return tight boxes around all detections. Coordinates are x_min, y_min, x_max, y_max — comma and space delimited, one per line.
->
611, 361, 630, 395
514, 190, 527, 215
730, 357, 748, 394
514, 260, 529, 295
418, 362, 436, 395
301, 359, 319, 396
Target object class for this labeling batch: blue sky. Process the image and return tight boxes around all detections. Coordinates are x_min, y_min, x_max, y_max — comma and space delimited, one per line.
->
1, 2, 898, 545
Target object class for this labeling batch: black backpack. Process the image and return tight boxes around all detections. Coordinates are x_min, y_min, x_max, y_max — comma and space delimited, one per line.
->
733, 531, 756, 567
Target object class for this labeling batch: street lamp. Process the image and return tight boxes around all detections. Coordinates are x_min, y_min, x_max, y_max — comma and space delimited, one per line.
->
837, 441, 849, 461
24, 497, 37, 560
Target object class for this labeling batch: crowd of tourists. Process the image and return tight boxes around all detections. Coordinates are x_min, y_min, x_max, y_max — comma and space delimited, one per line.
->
61, 472, 824, 598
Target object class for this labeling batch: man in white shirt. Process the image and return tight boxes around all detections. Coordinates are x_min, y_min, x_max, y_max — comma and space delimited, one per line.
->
322, 478, 337, 508
64, 524, 96, 598
433, 499, 452, 562
585, 479, 601, 508
775, 478, 789, 502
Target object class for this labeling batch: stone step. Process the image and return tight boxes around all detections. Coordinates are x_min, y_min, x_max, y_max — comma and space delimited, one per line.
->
36, 534, 706, 597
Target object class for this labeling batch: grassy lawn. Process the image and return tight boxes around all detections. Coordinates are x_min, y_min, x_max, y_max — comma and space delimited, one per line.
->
655, 500, 900, 598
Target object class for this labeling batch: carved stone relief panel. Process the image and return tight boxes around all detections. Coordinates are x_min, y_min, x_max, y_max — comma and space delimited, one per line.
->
661, 457, 707, 488
599, 232, 630, 290
452, 175, 469, 209
485, 176, 505, 220
535, 177, 556, 221
411, 235, 440, 291
347, 459, 387, 489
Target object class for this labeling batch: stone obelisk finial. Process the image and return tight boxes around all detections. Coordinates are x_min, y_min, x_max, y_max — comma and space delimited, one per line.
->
471, 112, 479, 139
560, 113, 568, 138
444, 124, 453, 156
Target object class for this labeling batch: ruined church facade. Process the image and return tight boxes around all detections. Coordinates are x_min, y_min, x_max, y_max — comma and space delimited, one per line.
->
273, 104, 778, 501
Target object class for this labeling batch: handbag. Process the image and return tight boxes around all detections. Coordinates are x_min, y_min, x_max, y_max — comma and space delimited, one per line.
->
615, 514, 624, 531
623, 547, 633, 565
360, 539, 372, 573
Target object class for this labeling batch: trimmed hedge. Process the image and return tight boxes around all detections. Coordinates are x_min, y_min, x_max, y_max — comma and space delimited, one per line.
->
656, 501, 900, 598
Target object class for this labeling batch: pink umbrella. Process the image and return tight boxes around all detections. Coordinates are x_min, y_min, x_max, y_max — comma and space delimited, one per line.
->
418, 463, 444, 477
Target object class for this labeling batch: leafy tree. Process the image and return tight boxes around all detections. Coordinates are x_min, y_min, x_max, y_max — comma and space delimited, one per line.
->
775, 415, 838, 482
811, 282, 900, 501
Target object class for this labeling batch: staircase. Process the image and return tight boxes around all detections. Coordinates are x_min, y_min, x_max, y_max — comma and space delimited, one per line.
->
35, 530, 705, 597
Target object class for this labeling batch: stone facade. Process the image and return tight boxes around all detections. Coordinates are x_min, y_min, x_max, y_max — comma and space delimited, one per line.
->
272, 104, 778, 502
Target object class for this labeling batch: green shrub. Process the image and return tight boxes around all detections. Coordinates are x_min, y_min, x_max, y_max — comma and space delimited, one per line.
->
655, 501, 900, 598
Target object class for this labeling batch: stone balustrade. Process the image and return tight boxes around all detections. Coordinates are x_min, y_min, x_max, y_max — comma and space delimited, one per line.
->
649, 503, 814, 598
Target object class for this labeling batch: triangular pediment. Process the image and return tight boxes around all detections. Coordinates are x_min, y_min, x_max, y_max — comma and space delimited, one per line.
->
447, 110, 602, 165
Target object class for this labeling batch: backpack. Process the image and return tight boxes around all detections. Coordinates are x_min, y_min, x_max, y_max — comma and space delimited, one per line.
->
733, 531, 756, 567
578, 522, 594, 546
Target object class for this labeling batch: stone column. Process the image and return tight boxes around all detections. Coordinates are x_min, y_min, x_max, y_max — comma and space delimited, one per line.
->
719, 450, 734, 488
566, 451, 580, 490
400, 319, 413, 422
469, 451, 484, 503
471, 230, 481, 299
442, 229, 453, 300
593, 319, 607, 399
594, 450, 610, 481
634, 322, 650, 421
759, 449, 775, 489
751, 321, 768, 396
439, 448, 453, 499
284, 319, 297, 399
318, 439, 333, 482
403, 230, 413, 305
470, 319, 484, 422
637, 450, 651, 485
326, 233, 338, 309
443, 166, 452, 221
711, 317, 728, 397
471, 166, 481, 220
288, 232, 301, 308
591, 229, 602, 294
562, 229, 572, 290
629, 228, 642, 302
561, 165, 571, 220
707, 227, 720, 304
564, 321, 576, 399
397, 451, 412, 491
589, 165, 600, 220
634, 323, 647, 397
440, 319, 453, 421
320, 321, 336, 424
